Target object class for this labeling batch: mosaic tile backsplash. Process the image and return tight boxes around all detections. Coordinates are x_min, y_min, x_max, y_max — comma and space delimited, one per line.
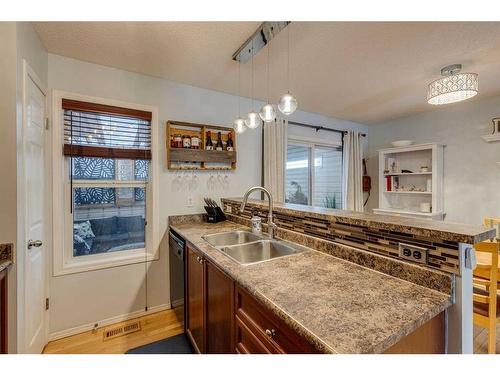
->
223, 201, 461, 275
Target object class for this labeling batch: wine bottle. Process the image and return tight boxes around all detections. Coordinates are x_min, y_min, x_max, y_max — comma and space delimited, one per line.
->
226, 132, 234, 151
205, 131, 213, 150
216, 132, 223, 151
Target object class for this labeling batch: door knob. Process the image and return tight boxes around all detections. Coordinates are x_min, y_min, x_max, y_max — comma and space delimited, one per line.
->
28, 239, 43, 249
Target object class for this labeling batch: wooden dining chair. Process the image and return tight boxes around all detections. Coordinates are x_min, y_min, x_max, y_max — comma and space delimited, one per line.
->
473, 241, 500, 354
483, 217, 500, 240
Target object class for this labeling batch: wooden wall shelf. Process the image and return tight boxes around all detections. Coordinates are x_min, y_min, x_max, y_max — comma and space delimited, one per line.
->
169, 149, 236, 163
166, 120, 237, 170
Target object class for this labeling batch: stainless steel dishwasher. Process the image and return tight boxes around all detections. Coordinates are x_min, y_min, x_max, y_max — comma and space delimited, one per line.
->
169, 229, 185, 324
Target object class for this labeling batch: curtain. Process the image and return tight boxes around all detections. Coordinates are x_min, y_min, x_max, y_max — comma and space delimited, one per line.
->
342, 130, 364, 211
263, 117, 287, 202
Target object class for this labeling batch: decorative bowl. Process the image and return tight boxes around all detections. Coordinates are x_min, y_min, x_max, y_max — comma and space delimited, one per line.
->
391, 140, 414, 147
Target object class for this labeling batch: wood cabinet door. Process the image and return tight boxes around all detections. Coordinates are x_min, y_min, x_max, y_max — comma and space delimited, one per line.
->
206, 261, 234, 353
0, 270, 7, 354
186, 246, 205, 353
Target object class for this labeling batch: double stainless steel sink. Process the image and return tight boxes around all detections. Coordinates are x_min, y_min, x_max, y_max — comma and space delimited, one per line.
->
202, 230, 306, 265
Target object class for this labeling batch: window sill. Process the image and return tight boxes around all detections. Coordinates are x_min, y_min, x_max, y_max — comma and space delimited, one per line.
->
54, 247, 159, 276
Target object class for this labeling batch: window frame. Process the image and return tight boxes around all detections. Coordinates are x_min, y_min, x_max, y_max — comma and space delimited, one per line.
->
285, 135, 343, 208
52, 90, 159, 276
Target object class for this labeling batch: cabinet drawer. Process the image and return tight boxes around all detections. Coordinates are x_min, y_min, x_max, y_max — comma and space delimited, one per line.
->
235, 315, 274, 354
235, 286, 319, 354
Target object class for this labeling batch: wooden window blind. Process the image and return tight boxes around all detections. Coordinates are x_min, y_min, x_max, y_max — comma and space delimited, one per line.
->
63, 99, 152, 160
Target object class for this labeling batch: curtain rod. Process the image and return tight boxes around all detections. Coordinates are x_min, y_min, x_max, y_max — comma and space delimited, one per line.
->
288, 120, 366, 137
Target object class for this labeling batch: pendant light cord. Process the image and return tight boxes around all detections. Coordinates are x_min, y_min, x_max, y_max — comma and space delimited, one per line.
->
267, 38, 270, 103
251, 39, 254, 111
287, 24, 291, 94
238, 59, 241, 116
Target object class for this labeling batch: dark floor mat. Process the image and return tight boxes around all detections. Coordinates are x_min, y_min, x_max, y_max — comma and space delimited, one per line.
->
125, 334, 195, 354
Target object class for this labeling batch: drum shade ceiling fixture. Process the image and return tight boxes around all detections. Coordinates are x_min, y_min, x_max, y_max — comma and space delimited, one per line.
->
427, 64, 478, 105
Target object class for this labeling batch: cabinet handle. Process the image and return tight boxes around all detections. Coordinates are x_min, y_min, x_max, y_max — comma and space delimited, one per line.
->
265, 328, 276, 338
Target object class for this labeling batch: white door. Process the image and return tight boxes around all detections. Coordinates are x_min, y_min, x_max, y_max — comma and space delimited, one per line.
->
23, 62, 47, 353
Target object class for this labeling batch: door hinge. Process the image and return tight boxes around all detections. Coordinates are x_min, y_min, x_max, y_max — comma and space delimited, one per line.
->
45, 118, 49, 130
45, 298, 49, 310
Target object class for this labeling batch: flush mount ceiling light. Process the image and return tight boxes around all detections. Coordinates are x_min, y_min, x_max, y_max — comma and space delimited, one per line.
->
427, 64, 478, 105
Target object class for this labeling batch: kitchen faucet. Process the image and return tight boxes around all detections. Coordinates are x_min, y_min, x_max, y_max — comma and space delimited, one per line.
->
240, 186, 278, 239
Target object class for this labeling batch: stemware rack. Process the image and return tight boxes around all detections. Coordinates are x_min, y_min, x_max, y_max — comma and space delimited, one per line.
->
166, 120, 237, 170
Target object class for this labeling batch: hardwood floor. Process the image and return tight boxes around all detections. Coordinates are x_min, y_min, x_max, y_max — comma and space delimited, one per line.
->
43, 307, 184, 354
474, 324, 500, 354
41, 306, 498, 354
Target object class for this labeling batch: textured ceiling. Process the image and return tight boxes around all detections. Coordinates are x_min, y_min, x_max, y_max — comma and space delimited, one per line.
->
33, 22, 500, 124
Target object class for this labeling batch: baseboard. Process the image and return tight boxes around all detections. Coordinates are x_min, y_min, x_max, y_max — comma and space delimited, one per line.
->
48, 303, 171, 341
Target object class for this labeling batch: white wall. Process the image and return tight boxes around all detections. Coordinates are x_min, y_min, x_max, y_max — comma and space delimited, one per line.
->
366, 95, 500, 225
0, 22, 19, 354
47, 54, 369, 336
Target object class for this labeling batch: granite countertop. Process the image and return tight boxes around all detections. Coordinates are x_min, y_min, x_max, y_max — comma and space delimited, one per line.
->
222, 197, 495, 244
170, 220, 452, 354
0, 261, 11, 273
0, 243, 13, 273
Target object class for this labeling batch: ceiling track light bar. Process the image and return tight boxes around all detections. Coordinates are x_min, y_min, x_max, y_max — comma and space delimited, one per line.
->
232, 21, 290, 63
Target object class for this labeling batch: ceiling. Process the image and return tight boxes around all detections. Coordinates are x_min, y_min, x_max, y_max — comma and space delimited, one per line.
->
33, 22, 500, 124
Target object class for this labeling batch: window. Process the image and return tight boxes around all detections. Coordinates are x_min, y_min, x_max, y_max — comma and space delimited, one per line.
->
71, 158, 148, 257
285, 140, 342, 208
53, 93, 158, 275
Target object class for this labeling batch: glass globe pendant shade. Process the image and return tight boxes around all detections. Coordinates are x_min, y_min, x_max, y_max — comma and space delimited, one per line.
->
259, 103, 276, 123
245, 111, 262, 129
278, 92, 298, 115
233, 118, 246, 134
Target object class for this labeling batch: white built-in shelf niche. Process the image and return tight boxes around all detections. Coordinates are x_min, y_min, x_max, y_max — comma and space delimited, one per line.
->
373, 143, 445, 220
481, 133, 500, 143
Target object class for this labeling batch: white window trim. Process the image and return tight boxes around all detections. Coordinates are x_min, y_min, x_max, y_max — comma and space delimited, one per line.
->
52, 90, 160, 276
286, 137, 343, 208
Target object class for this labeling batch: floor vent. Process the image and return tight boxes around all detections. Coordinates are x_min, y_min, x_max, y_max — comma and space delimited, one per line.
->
103, 321, 141, 341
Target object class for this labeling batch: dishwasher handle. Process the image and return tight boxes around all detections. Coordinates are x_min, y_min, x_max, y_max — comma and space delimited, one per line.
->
169, 230, 185, 248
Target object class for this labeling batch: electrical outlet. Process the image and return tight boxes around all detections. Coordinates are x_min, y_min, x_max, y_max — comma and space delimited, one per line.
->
398, 243, 428, 265
187, 196, 194, 207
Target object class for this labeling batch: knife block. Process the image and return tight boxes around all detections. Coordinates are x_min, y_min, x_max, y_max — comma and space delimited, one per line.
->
204, 206, 226, 223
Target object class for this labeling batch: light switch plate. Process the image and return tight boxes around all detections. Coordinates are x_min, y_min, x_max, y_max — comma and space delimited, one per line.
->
398, 243, 428, 265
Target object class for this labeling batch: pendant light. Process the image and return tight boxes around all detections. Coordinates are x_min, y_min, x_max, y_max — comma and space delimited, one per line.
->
233, 58, 246, 134
245, 39, 262, 129
278, 24, 298, 116
427, 64, 478, 105
259, 39, 276, 123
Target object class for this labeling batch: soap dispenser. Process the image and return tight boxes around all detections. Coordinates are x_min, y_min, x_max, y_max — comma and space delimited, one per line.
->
251, 210, 262, 234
